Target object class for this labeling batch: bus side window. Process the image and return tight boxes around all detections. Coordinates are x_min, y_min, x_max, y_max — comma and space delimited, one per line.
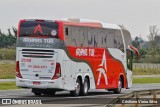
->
71, 26, 80, 46
79, 27, 88, 47
115, 30, 124, 52
65, 26, 72, 46
122, 30, 132, 53
88, 28, 94, 47
98, 29, 107, 48
65, 28, 68, 36
105, 29, 114, 48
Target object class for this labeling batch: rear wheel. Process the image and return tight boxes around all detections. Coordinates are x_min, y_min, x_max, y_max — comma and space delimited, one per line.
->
113, 78, 122, 94
80, 78, 89, 96
70, 78, 81, 96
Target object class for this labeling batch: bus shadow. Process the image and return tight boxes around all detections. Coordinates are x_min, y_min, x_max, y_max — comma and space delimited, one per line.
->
25, 91, 114, 98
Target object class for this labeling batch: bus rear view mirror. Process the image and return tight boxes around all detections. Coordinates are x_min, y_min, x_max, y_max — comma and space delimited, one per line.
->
129, 45, 140, 60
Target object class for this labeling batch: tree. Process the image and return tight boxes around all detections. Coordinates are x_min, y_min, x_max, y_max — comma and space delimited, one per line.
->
12, 27, 17, 36
148, 25, 159, 62
132, 36, 143, 50
0, 28, 16, 48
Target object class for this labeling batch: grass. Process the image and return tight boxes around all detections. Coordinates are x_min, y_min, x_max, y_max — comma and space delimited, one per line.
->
133, 77, 160, 84
0, 49, 16, 60
0, 62, 160, 79
133, 68, 160, 75
0, 79, 158, 90
0, 62, 15, 79
0, 82, 20, 90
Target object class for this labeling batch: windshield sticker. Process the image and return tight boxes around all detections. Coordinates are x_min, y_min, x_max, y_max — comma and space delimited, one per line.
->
51, 30, 57, 36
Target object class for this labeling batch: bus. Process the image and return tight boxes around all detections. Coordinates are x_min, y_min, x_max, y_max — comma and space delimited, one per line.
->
16, 18, 139, 96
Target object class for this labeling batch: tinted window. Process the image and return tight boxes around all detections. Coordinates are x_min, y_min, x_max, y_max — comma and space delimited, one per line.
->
122, 30, 132, 49
64, 26, 124, 52
114, 30, 124, 52
64, 26, 72, 45
20, 21, 58, 38
65, 26, 88, 47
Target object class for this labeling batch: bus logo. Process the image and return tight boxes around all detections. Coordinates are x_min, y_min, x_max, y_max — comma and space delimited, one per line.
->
34, 24, 43, 34
96, 50, 108, 86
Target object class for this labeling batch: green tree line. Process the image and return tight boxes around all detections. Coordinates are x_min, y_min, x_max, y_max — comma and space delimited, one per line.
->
132, 25, 160, 63
0, 27, 17, 48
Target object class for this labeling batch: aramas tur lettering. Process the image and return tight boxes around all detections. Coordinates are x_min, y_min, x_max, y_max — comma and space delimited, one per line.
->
76, 48, 95, 57
23, 38, 54, 43
23, 38, 42, 43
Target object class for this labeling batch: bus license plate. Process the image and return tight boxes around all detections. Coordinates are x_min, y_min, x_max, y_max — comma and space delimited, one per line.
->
33, 81, 41, 85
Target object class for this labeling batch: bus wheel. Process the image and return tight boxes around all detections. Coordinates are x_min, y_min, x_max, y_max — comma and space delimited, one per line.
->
114, 78, 122, 94
80, 78, 89, 96
70, 78, 81, 96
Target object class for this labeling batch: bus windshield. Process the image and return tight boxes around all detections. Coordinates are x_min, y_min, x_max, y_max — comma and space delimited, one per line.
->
19, 20, 58, 38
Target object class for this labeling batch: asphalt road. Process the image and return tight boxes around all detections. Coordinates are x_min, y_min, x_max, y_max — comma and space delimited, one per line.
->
0, 83, 160, 107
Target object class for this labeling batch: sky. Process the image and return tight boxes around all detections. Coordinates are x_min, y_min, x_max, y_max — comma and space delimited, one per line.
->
0, 0, 160, 40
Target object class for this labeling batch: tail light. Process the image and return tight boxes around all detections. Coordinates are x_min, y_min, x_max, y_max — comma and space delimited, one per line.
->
52, 63, 61, 79
16, 61, 22, 78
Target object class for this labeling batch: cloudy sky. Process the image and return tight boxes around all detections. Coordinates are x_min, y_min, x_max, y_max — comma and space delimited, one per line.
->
0, 0, 160, 40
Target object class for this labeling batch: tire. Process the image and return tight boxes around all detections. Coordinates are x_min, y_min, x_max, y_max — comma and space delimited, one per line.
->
70, 78, 81, 96
113, 78, 122, 94
80, 78, 89, 96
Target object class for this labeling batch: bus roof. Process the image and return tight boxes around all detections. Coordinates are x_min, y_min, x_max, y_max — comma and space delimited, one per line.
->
20, 18, 129, 31
59, 18, 122, 30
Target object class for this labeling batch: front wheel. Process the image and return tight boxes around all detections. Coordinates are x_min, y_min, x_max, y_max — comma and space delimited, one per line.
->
70, 78, 81, 96
113, 78, 122, 94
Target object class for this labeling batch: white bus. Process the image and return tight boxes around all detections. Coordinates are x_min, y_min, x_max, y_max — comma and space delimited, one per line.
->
16, 18, 139, 96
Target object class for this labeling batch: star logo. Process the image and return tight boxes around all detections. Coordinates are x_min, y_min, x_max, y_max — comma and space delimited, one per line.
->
96, 50, 108, 85
34, 24, 43, 34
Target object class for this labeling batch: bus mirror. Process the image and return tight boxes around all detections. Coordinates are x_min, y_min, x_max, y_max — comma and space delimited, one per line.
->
129, 45, 140, 60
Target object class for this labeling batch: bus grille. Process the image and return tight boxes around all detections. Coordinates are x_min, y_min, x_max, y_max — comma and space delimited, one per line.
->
22, 49, 54, 58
